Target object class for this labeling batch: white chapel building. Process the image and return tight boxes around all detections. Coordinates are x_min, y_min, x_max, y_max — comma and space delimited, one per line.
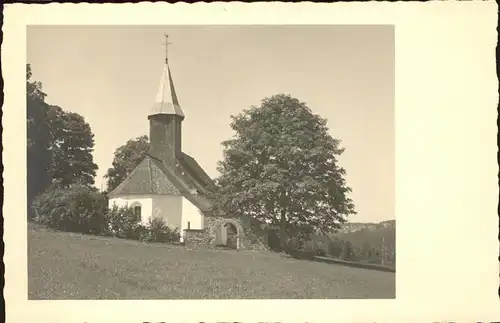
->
107, 44, 216, 242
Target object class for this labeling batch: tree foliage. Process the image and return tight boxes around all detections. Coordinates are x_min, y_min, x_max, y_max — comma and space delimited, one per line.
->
27, 64, 52, 217
106, 204, 144, 240
27, 64, 99, 218
105, 135, 150, 192
105, 205, 180, 243
213, 94, 356, 247
32, 183, 108, 234
47, 105, 98, 187
27, 64, 47, 102
144, 215, 181, 243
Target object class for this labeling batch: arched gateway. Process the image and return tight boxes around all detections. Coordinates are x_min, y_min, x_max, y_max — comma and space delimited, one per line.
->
215, 219, 243, 249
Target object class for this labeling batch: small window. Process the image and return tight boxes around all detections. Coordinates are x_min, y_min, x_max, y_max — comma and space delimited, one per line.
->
130, 202, 142, 217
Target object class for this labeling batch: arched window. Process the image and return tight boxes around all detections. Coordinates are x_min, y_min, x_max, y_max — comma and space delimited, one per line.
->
130, 202, 142, 217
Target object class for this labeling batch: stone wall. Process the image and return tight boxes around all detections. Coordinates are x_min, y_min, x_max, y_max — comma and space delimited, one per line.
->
183, 229, 213, 248
183, 215, 270, 250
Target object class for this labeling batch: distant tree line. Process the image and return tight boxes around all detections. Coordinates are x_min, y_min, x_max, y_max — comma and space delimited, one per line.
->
325, 237, 395, 266
296, 230, 396, 267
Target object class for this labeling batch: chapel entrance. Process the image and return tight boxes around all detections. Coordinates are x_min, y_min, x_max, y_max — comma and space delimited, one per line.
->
215, 221, 239, 249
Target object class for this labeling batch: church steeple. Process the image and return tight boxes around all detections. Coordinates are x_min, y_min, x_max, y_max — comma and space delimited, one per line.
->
150, 34, 185, 119
148, 34, 184, 165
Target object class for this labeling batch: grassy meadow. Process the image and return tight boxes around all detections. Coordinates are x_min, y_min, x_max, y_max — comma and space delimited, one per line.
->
28, 223, 395, 299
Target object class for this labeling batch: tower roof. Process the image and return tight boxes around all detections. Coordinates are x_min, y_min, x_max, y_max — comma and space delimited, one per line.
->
150, 62, 185, 118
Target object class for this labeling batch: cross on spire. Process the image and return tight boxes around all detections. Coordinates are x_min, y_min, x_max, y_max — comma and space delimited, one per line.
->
163, 34, 172, 64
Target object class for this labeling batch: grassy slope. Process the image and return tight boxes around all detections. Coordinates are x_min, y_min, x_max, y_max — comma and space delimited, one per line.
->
28, 223, 395, 299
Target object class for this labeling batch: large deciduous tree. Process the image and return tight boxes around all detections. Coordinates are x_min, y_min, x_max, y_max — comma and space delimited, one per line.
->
104, 135, 150, 192
47, 105, 98, 187
27, 64, 52, 217
213, 94, 356, 248
27, 64, 47, 102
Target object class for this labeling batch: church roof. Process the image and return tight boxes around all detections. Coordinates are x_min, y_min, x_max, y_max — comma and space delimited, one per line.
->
178, 152, 217, 192
108, 156, 181, 196
153, 157, 214, 212
108, 154, 214, 213
150, 63, 185, 118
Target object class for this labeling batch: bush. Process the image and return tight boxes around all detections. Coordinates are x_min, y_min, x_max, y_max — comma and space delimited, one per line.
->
316, 249, 326, 257
142, 216, 181, 243
32, 184, 108, 234
267, 229, 282, 252
34, 185, 183, 245
105, 207, 180, 243
327, 238, 344, 258
284, 234, 316, 260
105, 205, 144, 240
340, 240, 356, 261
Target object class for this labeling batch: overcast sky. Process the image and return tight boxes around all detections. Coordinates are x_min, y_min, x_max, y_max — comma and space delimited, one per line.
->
27, 25, 394, 223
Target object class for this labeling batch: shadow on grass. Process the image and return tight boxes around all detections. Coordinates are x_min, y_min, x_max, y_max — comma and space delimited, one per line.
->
286, 250, 396, 273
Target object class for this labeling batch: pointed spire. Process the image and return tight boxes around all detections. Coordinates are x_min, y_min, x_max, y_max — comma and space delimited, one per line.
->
150, 35, 185, 118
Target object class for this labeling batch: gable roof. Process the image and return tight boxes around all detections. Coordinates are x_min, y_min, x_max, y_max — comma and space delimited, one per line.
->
108, 156, 181, 197
108, 154, 214, 213
178, 152, 215, 190
152, 157, 213, 212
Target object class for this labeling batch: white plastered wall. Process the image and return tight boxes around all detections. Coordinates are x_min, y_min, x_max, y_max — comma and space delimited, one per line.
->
181, 196, 203, 231
108, 195, 153, 225
152, 195, 183, 230
108, 194, 201, 243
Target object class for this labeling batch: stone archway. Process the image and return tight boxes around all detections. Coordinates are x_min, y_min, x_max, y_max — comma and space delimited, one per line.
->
214, 219, 243, 249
